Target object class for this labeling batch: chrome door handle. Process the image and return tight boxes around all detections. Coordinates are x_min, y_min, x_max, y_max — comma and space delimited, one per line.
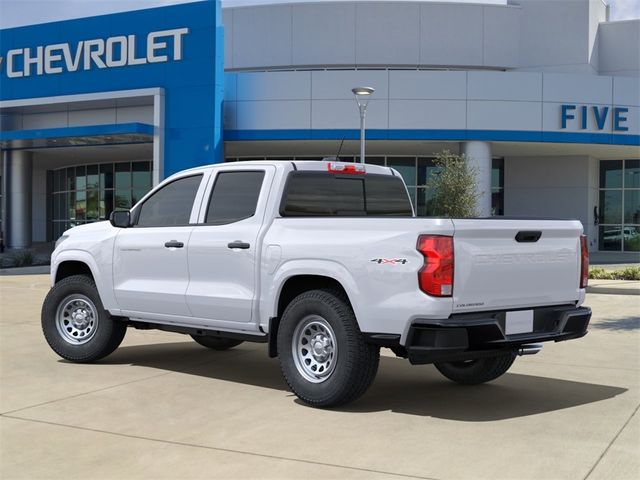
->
164, 240, 184, 248
227, 241, 250, 249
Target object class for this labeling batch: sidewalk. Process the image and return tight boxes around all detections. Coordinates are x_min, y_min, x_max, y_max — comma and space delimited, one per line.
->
587, 279, 640, 296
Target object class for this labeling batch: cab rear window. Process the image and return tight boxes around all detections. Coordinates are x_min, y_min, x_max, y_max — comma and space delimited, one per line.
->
281, 172, 413, 217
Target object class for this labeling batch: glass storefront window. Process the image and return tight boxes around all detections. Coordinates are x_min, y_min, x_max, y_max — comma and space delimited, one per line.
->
599, 159, 640, 252
51, 161, 152, 239
600, 160, 623, 189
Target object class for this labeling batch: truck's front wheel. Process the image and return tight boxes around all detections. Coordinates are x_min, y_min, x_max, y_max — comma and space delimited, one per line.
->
277, 289, 379, 408
434, 353, 516, 385
41, 275, 127, 363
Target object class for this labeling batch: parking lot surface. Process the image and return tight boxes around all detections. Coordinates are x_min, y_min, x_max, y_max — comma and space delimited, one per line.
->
1, 274, 638, 480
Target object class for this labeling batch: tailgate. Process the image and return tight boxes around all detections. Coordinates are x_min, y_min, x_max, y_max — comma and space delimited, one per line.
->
452, 219, 583, 313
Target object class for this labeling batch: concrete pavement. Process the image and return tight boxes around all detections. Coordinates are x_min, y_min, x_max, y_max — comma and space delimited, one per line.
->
1, 275, 638, 479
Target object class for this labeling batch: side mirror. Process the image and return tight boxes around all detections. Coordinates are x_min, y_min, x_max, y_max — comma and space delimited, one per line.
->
109, 210, 131, 228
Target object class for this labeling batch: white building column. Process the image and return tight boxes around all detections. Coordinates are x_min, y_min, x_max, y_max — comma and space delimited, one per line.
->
461, 141, 492, 217
2, 150, 33, 249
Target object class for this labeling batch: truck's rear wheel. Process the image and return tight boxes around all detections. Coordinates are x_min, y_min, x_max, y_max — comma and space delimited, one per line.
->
190, 335, 243, 350
41, 275, 126, 363
277, 289, 379, 408
434, 353, 516, 385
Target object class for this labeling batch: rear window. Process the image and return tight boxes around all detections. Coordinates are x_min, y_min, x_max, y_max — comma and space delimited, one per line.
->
281, 172, 413, 216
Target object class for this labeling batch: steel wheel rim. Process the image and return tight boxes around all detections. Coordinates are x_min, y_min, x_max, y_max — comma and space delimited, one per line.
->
292, 315, 338, 383
55, 294, 99, 345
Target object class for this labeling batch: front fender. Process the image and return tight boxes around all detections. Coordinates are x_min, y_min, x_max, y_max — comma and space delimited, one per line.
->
51, 249, 120, 315
260, 259, 362, 332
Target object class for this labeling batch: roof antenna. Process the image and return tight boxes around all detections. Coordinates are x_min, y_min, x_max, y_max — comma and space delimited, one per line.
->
322, 137, 346, 162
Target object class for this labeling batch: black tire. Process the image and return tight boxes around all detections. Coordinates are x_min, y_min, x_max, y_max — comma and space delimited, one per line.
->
41, 274, 127, 363
190, 335, 243, 351
277, 289, 379, 408
434, 353, 516, 385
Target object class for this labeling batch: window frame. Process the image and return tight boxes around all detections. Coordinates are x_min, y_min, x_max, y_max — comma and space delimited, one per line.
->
131, 173, 206, 228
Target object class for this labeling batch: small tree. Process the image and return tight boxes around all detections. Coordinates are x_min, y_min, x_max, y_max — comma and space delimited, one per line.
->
427, 150, 479, 218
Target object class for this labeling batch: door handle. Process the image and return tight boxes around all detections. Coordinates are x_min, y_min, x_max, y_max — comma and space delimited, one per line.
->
228, 241, 250, 250
164, 240, 184, 248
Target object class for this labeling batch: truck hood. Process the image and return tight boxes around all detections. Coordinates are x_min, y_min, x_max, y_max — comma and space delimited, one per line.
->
64, 220, 114, 237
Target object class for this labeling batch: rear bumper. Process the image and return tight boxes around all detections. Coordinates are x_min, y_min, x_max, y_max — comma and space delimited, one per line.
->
404, 305, 591, 365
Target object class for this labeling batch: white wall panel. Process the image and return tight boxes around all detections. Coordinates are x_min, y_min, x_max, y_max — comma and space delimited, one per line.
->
467, 101, 541, 131
483, 5, 520, 68
389, 100, 466, 130
292, 3, 356, 66
232, 5, 292, 69
468, 72, 542, 102
115, 106, 153, 124
419, 4, 483, 66
311, 70, 388, 100
543, 73, 613, 104
237, 71, 310, 101
22, 111, 68, 129
389, 71, 466, 100
597, 20, 640, 76
236, 100, 310, 130
613, 77, 640, 107
311, 99, 388, 130
355, 3, 419, 66
68, 108, 116, 127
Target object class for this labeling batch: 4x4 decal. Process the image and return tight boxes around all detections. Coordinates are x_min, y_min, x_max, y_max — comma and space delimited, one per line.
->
370, 258, 408, 265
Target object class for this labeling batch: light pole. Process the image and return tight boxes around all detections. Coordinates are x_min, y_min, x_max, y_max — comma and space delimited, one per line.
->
351, 86, 374, 163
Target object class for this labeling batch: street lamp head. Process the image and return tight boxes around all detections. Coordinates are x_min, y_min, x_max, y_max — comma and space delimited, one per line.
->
352, 86, 375, 108
351, 86, 375, 96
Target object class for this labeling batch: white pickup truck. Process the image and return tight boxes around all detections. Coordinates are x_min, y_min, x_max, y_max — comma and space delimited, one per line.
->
42, 160, 591, 407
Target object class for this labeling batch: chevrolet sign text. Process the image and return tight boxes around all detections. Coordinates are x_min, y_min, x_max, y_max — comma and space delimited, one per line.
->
0, 27, 189, 78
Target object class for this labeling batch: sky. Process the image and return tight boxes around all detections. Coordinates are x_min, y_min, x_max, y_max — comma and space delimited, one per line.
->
0, 0, 638, 28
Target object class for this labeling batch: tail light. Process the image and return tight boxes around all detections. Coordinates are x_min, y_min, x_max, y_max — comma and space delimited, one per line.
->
417, 235, 454, 297
327, 162, 366, 174
580, 235, 589, 288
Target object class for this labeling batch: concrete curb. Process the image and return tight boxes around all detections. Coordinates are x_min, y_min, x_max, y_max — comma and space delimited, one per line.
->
587, 280, 640, 296
0, 266, 50, 276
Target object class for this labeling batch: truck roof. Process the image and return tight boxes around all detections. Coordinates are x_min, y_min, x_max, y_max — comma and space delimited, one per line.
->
176, 160, 396, 177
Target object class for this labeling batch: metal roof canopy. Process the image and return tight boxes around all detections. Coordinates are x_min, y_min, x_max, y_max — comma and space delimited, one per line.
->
0, 123, 154, 150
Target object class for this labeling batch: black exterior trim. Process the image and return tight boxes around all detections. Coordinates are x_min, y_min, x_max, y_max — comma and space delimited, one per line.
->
129, 321, 268, 343
404, 305, 591, 365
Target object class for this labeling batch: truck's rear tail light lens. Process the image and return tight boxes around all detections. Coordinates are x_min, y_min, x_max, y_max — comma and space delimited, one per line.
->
327, 162, 366, 174
417, 235, 454, 297
580, 235, 589, 289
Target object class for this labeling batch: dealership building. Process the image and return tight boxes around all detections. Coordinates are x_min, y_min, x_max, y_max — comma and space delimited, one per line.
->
0, 0, 639, 256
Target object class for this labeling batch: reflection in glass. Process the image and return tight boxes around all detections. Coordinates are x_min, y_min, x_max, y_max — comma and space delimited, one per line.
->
624, 160, 640, 189
623, 226, 640, 252
100, 164, 114, 189
86, 190, 99, 220
115, 162, 131, 189
600, 160, 622, 189
599, 190, 622, 224
599, 226, 623, 251
87, 165, 99, 189
132, 161, 151, 190
76, 191, 86, 220
387, 157, 416, 187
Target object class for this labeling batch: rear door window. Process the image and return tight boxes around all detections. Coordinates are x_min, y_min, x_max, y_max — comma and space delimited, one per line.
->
205, 171, 265, 224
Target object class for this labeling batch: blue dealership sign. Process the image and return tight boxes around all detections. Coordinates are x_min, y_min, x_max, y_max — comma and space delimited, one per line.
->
0, 0, 224, 176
